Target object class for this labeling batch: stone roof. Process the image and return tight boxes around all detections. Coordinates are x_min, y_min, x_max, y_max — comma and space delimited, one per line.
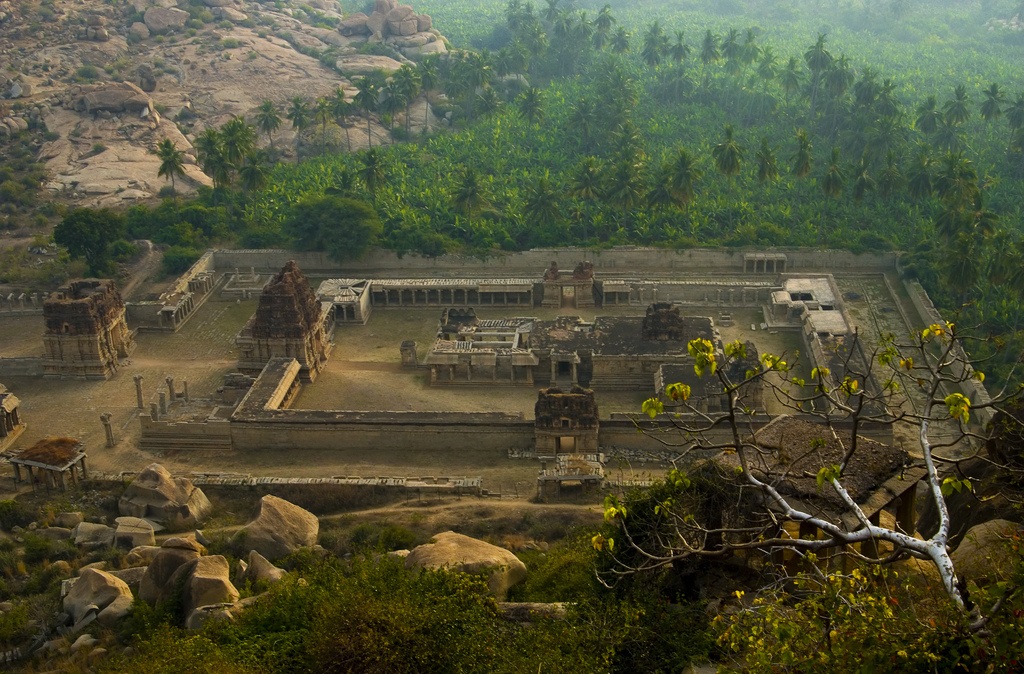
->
250, 261, 321, 340
43, 279, 126, 336
719, 415, 910, 508
11, 437, 83, 468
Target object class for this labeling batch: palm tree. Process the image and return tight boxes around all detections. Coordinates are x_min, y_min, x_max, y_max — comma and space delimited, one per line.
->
610, 26, 630, 54
755, 138, 779, 185
359, 148, 386, 203
569, 157, 604, 202
1007, 93, 1024, 132
667, 146, 702, 207
313, 97, 333, 151
934, 151, 979, 209
915, 95, 941, 134
779, 57, 803, 106
453, 167, 490, 230
669, 30, 691, 67
379, 82, 406, 142
604, 157, 645, 220
569, 98, 597, 152
419, 56, 440, 131
220, 116, 256, 166
641, 21, 667, 68
877, 150, 903, 199
699, 29, 720, 87
721, 28, 742, 77
524, 171, 561, 231
286, 97, 311, 152
194, 128, 231, 192
254, 101, 281, 149
803, 33, 833, 112
331, 88, 353, 152
354, 76, 380, 148
943, 84, 971, 126
712, 124, 744, 186
851, 156, 875, 202
155, 138, 185, 192
238, 150, 269, 192
906, 148, 933, 201
392, 65, 421, 134
517, 87, 544, 125
981, 82, 1005, 123
791, 128, 813, 179
821, 147, 845, 199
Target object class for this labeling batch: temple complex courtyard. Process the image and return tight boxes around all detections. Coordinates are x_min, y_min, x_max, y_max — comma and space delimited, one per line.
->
0, 247, 961, 501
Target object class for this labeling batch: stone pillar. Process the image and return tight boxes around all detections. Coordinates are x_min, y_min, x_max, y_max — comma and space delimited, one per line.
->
158, 391, 167, 415
150, 402, 159, 421
100, 413, 114, 448
183, 379, 190, 403
134, 374, 145, 409
166, 376, 175, 400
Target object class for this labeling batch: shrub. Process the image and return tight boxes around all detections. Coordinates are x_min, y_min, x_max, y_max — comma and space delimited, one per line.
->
75, 64, 100, 81
162, 246, 202, 274
0, 500, 32, 531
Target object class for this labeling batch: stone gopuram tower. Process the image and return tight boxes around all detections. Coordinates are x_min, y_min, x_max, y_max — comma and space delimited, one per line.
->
42, 279, 136, 379
534, 385, 599, 459
236, 260, 332, 382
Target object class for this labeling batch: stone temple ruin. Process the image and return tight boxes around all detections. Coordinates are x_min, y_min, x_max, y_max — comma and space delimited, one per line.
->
0, 383, 25, 452
2, 246, 988, 525
235, 261, 333, 382
42, 279, 135, 379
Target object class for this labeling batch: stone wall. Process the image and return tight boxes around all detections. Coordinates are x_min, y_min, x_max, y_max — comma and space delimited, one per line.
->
0, 358, 44, 377
903, 280, 993, 426
210, 247, 898, 276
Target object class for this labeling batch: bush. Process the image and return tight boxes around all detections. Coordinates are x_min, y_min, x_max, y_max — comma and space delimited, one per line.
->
75, 64, 100, 81
22, 532, 75, 565
162, 246, 202, 274
348, 523, 417, 553
0, 500, 32, 531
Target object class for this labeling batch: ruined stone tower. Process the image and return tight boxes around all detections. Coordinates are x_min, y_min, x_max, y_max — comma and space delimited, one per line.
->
42, 279, 136, 379
236, 260, 331, 382
534, 385, 599, 458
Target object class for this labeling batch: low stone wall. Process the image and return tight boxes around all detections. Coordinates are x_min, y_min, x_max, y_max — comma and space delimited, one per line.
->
229, 413, 536, 453
138, 415, 233, 451
903, 280, 993, 426
0, 358, 44, 377
210, 247, 899, 277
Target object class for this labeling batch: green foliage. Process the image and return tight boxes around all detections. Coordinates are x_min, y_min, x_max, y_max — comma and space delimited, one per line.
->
53, 207, 126, 275
283, 195, 382, 262
162, 246, 202, 274
347, 523, 417, 553
21, 532, 74, 565
0, 499, 32, 531
0, 602, 32, 647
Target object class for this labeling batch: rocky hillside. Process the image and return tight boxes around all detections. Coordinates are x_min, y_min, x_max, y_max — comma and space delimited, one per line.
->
0, 0, 450, 209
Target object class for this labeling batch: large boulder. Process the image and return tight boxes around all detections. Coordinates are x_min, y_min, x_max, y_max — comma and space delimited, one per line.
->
169, 555, 239, 620
63, 569, 133, 627
335, 54, 404, 78
365, 12, 385, 39
406, 40, 447, 58
139, 537, 205, 605
109, 566, 148, 595
245, 550, 286, 586
405, 531, 528, 599
416, 13, 431, 31
951, 519, 1024, 585
232, 496, 318, 561
143, 6, 188, 34
119, 463, 212, 531
339, 12, 369, 36
72, 82, 153, 115
72, 522, 114, 550
114, 517, 156, 548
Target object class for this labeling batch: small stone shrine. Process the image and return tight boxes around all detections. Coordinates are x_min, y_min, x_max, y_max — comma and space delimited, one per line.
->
0, 383, 25, 451
42, 279, 136, 379
8, 437, 88, 492
236, 261, 332, 382
534, 385, 600, 458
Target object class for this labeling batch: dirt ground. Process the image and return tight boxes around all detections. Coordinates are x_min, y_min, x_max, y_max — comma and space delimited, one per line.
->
0, 272, 946, 501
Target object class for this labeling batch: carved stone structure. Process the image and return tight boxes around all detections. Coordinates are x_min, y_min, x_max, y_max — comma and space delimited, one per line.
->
236, 261, 332, 382
542, 261, 595, 309
9, 437, 88, 492
534, 386, 599, 458
42, 279, 136, 380
0, 383, 26, 451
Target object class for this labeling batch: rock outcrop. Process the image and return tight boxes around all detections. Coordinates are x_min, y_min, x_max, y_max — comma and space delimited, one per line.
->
114, 516, 156, 548
72, 522, 114, 550
140, 537, 206, 605
170, 555, 239, 620
63, 568, 133, 629
143, 6, 188, 34
232, 495, 319, 561
405, 531, 528, 599
119, 463, 212, 531
245, 550, 287, 585
951, 519, 1024, 585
